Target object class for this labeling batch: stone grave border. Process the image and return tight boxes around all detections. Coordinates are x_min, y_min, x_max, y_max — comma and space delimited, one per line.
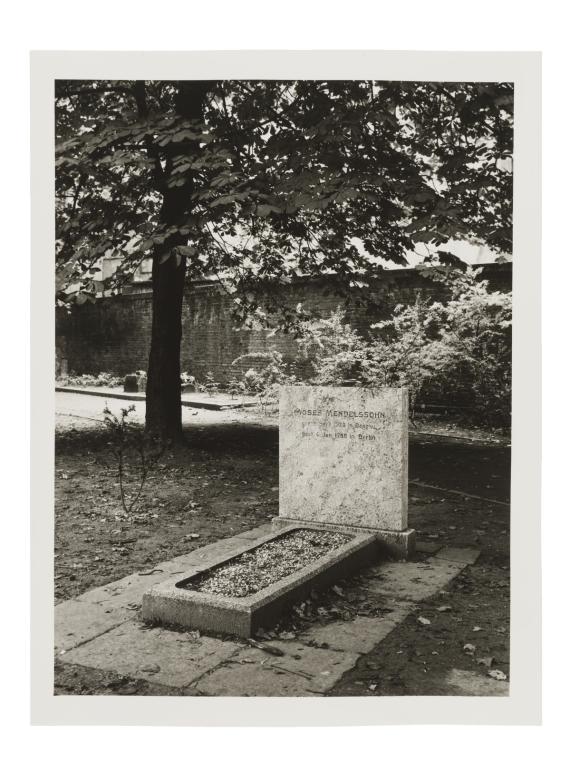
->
142, 525, 378, 637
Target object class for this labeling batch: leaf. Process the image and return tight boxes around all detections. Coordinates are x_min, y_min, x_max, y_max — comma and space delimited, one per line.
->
175, 246, 197, 258
463, 643, 476, 655
488, 669, 507, 681
417, 616, 431, 626
256, 204, 280, 217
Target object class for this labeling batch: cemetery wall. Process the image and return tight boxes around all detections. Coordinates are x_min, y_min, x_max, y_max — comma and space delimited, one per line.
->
56, 263, 511, 382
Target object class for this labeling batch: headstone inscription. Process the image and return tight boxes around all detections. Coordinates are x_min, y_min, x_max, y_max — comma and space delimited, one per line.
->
277, 385, 414, 554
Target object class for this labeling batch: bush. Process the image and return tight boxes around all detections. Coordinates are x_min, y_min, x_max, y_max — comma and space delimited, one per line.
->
231, 350, 297, 410
103, 404, 166, 514
57, 372, 123, 388
417, 268, 512, 427
229, 268, 511, 429
304, 268, 512, 428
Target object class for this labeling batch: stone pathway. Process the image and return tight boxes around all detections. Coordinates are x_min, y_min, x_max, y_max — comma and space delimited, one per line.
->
55, 525, 490, 696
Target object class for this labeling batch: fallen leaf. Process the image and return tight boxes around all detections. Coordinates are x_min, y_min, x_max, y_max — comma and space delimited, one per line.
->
463, 643, 476, 655
473, 626, 483, 632
437, 605, 452, 612
488, 669, 507, 681
477, 656, 495, 668
417, 616, 431, 626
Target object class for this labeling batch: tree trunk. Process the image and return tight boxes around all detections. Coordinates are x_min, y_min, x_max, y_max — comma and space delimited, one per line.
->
144, 81, 210, 441
145, 248, 187, 440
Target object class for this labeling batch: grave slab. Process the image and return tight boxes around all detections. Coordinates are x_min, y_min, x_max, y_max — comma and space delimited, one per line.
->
194, 639, 360, 696
298, 602, 414, 654
55, 600, 134, 653
364, 558, 467, 602
59, 619, 242, 689
434, 547, 481, 565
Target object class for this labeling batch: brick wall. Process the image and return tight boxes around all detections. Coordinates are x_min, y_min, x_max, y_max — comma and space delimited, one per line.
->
56, 263, 512, 382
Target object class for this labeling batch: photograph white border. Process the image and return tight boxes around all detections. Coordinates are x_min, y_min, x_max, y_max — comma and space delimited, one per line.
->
31, 49, 541, 725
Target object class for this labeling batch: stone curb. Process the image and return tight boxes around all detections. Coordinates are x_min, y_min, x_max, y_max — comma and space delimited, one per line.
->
55, 386, 257, 411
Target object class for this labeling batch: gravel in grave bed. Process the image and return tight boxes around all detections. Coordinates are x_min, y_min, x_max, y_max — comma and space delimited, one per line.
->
183, 529, 353, 598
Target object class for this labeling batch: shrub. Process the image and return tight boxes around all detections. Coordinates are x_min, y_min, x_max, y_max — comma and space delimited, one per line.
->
231, 350, 297, 411
417, 268, 512, 427
202, 267, 512, 429
103, 404, 166, 514
288, 268, 511, 428
57, 372, 123, 388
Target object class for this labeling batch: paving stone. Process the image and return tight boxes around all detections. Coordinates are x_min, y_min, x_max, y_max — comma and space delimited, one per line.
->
59, 619, 242, 688
298, 602, 414, 654
415, 541, 443, 554
435, 547, 481, 565
76, 572, 167, 610
194, 640, 359, 696
363, 558, 465, 602
445, 668, 509, 696
55, 600, 133, 652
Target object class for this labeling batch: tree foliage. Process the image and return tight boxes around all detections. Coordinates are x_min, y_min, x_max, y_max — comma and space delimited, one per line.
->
56, 80, 513, 310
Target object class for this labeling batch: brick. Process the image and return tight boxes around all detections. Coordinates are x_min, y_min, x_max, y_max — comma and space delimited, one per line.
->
56, 266, 511, 383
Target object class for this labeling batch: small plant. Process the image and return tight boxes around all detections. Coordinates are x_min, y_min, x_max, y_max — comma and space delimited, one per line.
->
103, 404, 167, 514
227, 377, 247, 399
180, 371, 197, 389
201, 372, 220, 397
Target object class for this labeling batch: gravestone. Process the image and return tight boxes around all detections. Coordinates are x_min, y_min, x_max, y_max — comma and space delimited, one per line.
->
276, 385, 415, 556
123, 374, 138, 393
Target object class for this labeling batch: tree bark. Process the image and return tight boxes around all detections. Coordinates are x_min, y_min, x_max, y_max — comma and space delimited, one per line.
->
145, 248, 187, 440
145, 81, 210, 441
